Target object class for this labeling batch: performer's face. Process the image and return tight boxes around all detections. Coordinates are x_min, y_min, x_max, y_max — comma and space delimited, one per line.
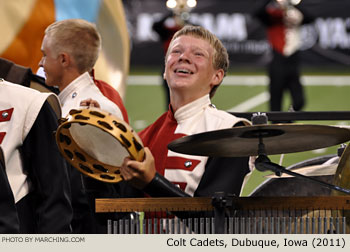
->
39, 35, 64, 88
164, 35, 223, 102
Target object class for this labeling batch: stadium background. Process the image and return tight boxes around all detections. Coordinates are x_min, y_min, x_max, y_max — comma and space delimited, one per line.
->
124, 0, 350, 195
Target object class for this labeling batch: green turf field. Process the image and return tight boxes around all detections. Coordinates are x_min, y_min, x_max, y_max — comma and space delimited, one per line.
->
124, 74, 350, 196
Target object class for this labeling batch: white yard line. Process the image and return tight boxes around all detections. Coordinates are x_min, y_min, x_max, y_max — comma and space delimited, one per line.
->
127, 75, 350, 86
127, 74, 350, 121
228, 91, 270, 112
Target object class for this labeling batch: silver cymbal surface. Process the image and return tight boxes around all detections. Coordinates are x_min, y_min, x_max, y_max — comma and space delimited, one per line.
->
168, 124, 350, 157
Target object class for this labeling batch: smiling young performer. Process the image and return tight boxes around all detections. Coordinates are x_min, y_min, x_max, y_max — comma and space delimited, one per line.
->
120, 25, 252, 198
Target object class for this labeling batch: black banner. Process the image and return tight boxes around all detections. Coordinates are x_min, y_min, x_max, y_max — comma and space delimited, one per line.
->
123, 0, 350, 68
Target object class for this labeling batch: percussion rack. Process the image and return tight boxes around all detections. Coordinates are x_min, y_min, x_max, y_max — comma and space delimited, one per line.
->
97, 196, 350, 234
96, 196, 350, 212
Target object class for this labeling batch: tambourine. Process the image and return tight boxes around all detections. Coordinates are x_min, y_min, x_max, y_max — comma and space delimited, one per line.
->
56, 108, 145, 183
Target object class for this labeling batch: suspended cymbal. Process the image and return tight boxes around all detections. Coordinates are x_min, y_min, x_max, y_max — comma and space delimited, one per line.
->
331, 144, 350, 233
168, 124, 350, 157
265, 163, 338, 178
333, 144, 350, 194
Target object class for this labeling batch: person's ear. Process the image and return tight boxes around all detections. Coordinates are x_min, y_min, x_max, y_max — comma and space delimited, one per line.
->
210, 69, 224, 87
59, 52, 70, 67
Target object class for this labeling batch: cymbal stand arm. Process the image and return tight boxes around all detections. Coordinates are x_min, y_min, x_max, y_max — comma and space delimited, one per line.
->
257, 135, 265, 156
256, 136, 282, 177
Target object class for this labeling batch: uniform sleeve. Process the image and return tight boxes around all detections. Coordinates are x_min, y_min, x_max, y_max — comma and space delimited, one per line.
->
0, 159, 20, 233
152, 12, 173, 40
195, 121, 251, 197
194, 156, 250, 197
22, 101, 73, 233
253, 0, 271, 26
143, 172, 190, 197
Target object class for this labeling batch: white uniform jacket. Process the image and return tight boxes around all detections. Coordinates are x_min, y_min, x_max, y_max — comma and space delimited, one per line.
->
140, 95, 251, 196
58, 72, 124, 119
0, 79, 59, 202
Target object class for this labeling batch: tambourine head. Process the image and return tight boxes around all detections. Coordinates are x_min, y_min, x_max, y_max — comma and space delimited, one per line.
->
56, 108, 145, 183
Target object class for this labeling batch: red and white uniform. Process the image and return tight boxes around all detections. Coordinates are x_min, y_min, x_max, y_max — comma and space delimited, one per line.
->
254, 0, 313, 112
264, 2, 303, 56
0, 80, 58, 202
90, 69, 129, 123
0, 79, 72, 233
59, 72, 125, 120
93, 78, 129, 123
140, 95, 251, 196
58, 72, 129, 233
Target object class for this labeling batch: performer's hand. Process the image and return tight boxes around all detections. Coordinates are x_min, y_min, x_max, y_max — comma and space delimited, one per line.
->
120, 147, 156, 189
80, 98, 101, 108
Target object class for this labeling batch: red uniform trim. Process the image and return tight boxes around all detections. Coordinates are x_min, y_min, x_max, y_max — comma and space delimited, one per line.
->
90, 70, 129, 123
266, 6, 286, 54
0, 108, 14, 122
0, 132, 6, 144
165, 156, 200, 172
139, 111, 188, 176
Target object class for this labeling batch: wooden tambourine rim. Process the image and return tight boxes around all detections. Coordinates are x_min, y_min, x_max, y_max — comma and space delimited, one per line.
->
56, 108, 145, 183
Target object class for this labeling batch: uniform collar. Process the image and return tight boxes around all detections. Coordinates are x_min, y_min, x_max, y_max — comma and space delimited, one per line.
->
173, 95, 213, 122
58, 72, 92, 105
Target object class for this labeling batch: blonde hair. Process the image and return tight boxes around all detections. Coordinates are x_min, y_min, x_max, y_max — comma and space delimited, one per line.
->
166, 25, 229, 97
45, 19, 101, 73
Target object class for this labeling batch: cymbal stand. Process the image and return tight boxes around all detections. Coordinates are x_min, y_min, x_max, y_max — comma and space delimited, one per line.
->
254, 135, 350, 195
